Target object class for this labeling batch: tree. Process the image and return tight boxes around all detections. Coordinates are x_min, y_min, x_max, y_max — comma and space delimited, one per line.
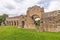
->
0, 14, 8, 26
2, 14, 8, 25
0, 16, 3, 25
2, 14, 8, 22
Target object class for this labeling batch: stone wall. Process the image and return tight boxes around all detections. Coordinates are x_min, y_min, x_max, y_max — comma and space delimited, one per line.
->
40, 10, 60, 32
5, 5, 60, 32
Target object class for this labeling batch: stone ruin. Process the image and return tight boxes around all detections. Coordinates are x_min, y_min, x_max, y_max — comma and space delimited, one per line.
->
5, 5, 60, 32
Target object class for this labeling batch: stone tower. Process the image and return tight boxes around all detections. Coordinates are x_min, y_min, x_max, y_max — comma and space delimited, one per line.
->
27, 5, 44, 18
26, 5, 44, 30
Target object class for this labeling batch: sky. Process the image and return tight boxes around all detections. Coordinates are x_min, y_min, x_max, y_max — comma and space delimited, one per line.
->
0, 0, 60, 17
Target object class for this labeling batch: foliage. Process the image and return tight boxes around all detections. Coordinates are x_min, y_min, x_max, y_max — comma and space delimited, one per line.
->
0, 16, 3, 25
0, 14, 8, 25
36, 24, 40, 29
0, 26, 60, 40
0, 17, 3, 23
35, 20, 40, 29
2, 14, 8, 22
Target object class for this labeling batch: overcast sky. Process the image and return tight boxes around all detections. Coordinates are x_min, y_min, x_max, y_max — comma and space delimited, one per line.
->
0, 0, 60, 17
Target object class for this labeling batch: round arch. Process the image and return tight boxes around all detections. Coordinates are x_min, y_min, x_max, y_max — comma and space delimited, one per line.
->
31, 14, 40, 28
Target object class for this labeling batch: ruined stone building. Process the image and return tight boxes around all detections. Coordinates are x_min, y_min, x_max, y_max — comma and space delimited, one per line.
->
5, 5, 60, 32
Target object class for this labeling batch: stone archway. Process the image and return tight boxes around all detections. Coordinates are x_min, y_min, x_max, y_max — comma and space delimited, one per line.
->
26, 5, 44, 30
31, 15, 40, 29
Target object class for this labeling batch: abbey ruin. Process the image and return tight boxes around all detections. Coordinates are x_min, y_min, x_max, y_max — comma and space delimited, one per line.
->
5, 5, 60, 32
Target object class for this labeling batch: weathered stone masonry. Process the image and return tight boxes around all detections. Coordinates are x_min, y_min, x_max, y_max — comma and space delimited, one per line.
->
5, 5, 60, 32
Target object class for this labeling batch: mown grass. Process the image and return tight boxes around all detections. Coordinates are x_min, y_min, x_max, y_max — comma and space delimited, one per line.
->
0, 26, 60, 40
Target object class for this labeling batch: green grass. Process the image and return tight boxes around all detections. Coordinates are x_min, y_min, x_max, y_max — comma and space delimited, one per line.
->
0, 26, 60, 40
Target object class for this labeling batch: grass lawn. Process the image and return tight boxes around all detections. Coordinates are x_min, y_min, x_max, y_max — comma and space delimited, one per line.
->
0, 26, 60, 40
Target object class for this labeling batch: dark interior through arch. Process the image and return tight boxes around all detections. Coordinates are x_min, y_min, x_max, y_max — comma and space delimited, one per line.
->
21, 21, 25, 28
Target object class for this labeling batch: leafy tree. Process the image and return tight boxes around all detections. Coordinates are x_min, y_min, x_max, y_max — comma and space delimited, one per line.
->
0, 14, 8, 26
0, 16, 3, 25
2, 14, 8, 22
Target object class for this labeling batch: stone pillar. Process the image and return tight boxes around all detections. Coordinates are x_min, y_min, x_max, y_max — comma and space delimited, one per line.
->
24, 16, 36, 30
12, 21, 13, 26
7, 21, 9, 26
11, 21, 12, 26
5, 21, 7, 26
8, 21, 9, 26
9, 21, 10, 26
40, 20, 45, 32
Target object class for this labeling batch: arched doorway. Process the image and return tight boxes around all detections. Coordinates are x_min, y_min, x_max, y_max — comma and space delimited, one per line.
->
21, 21, 25, 28
31, 15, 40, 29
